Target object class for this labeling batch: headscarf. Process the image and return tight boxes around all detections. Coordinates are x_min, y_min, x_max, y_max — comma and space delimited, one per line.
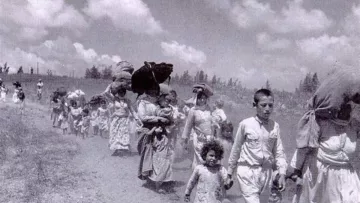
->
297, 67, 360, 148
192, 83, 213, 106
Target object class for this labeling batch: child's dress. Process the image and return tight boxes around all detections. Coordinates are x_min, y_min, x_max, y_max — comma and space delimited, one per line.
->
70, 107, 83, 133
80, 115, 91, 135
12, 89, 19, 103
185, 164, 228, 203
90, 110, 99, 131
1, 86, 6, 102
98, 107, 110, 132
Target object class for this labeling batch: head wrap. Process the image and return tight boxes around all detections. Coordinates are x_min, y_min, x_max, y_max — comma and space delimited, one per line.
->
297, 66, 360, 148
193, 83, 213, 97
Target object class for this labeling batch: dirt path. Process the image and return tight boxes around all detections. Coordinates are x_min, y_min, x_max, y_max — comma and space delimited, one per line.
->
0, 100, 246, 203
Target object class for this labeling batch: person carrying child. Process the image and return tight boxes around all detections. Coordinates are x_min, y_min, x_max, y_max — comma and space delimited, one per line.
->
184, 140, 233, 203
227, 89, 287, 203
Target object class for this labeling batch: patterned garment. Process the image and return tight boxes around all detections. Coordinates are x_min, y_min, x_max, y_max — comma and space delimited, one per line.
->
137, 97, 173, 183
80, 116, 91, 134
149, 133, 173, 182
109, 99, 131, 150
185, 164, 228, 203
98, 107, 110, 131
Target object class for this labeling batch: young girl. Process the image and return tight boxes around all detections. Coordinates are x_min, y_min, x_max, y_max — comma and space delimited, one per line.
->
184, 140, 233, 203
90, 105, 99, 136
60, 109, 69, 135
216, 121, 234, 168
79, 109, 91, 139
97, 100, 110, 138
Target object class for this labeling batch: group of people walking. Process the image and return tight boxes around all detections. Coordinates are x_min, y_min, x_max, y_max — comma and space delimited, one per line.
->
3, 62, 360, 203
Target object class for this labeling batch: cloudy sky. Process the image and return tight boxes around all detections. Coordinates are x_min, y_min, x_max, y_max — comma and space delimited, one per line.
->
0, 0, 359, 91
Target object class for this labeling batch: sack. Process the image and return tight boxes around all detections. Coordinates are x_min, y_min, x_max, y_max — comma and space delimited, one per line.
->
131, 61, 173, 96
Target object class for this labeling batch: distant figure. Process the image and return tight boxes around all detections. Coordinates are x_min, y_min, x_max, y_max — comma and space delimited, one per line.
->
17, 87, 26, 115
1, 84, 7, 102
30, 67, 34, 75
36, 79, 43, 100
12, 81, 21, 104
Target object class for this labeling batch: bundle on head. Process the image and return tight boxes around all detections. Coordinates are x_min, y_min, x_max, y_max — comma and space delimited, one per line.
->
13, 81, 21, 88
56, 87, 67, 97
111, 61, 134, 91
193, 83, 213, 97
88, 95, 106, 107
131, 61, 173, 96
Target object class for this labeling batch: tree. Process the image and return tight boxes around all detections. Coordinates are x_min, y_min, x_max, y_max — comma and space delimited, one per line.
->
265, 80, 271, 90
85, 68, 91, 79
180, 70, 192, 85
194, 71, 200, 83
312, 73, 319, 92
198, 70, 205, 83
301, 73, 313, 93
204, 74, 208, 84
102, 66, 113, 80
173, 74, 180, 83
211, 75, 217, 86
90, 65, 101, 79
47, 69, 53, 76
17, 66, 23, 74
227, 78, 233, 87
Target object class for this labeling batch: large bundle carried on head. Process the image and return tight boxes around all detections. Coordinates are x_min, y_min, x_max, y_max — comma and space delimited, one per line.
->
13, 81, 21, 88
52, 87, 67, 102
88, 95, 106, 106
193, 83, 213, 97
112, 61, 134, 91
131, 61, 173, 96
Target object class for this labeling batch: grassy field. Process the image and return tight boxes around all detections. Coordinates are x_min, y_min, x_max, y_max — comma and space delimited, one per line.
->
0, 73, 306, 202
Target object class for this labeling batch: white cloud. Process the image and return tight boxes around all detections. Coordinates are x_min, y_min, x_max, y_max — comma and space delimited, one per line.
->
0, 0, 88, 41
84, 0, 163, 35
296, 34, 355, 65
344, 4, 360, 35
161, 41, 207, 67
256, 32, 291, 51
226, 0, 332, 33
230, 0, 274, 29
0, 36, 121, 76
269, 0, 332, 33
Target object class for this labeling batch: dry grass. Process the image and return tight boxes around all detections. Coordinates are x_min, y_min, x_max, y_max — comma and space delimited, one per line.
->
0, 104, 103, 203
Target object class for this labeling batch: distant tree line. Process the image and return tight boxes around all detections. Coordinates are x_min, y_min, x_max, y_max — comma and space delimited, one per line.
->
84, 65, 113, 80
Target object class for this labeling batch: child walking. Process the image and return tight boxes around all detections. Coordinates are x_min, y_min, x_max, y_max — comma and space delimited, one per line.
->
184, 140, 233, 203
227, 89, 287, 203
79, 109, 91, 139
216, 121, 234, 168
97, 100, 110, 138
90, 105, 99, 136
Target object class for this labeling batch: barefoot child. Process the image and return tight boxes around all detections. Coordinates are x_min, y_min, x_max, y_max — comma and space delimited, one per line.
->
184, 140, 233, 203
227, 89, 287, 203
70, 101, 83, 136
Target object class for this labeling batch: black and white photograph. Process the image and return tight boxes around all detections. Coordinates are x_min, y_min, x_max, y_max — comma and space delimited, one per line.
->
0, 0, 360, 203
